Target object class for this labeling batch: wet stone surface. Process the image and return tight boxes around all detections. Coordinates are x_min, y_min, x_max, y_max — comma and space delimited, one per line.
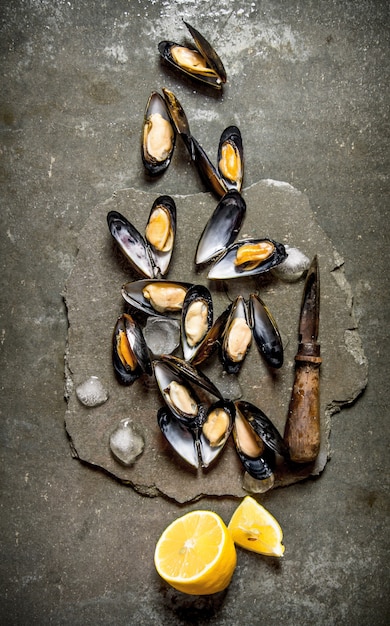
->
64, 180, 368, 503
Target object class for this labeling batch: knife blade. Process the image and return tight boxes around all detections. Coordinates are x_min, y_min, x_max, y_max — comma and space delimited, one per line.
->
283, 255, 322, 463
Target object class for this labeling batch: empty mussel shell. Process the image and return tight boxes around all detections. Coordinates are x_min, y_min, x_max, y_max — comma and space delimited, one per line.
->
190, 303, 232, 367
112, 313, 152, 385
161, 87, 194, 157
107, 210, 156, 279
217, 126, 244, 192
195, 190, 247, 266
190, 135, 229, 198
145, 195, 176, 277
157, 405, 200, 468
158, 21, 226, 89
141, 91, 176, 176
208, 238, 287, 280
181, 284, 213, 362
221, 295, 252, 375
233, 400, 285, 480
122, 279, 193, 318
249, 293, 284, 369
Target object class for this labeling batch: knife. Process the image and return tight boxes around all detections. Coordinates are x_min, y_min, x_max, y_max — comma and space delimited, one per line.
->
283, 255, 322, 463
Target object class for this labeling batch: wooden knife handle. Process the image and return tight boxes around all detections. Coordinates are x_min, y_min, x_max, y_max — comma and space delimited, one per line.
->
284, 348, 322, 463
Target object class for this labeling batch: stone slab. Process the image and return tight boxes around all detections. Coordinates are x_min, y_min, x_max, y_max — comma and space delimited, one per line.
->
64, 180, 368, 503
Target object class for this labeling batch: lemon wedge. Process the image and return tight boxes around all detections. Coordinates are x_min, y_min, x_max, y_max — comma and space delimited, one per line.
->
228, 496, 285, 557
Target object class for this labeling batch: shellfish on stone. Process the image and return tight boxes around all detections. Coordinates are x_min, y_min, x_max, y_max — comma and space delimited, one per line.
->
141, 91, 176, 176
248, 293, 284, 369
158, 21, 227, 89
112, 313, 152, 385
208, 237, 287, 280
122, 279, 192, 318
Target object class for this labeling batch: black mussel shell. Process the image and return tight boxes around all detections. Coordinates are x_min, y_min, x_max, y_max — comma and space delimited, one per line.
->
122, 279, 193, 318
217, 126, 244, 192
233, 403, 277, 480
145, 195, 176, 277
161, 87, 194, 157
157, 406, 199, 468
191, 303, 232, 367
181, 285, 213, 362
141, 91, 176, 176
190, 135, 228, 198
195, 190, 247, 266
183, 21, 226, 85
153, 358, 207, 428
235, 400, 286, 457
157, 354, 223, 400
221, 296, 252, 375
208, 238, 287, 280
158, 21, 226, 90
249, 294, 284, 369
112, 314, 152, 385
107, 211, 156, 279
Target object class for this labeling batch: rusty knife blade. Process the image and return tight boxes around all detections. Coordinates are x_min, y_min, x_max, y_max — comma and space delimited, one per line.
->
298, 255, 320, 344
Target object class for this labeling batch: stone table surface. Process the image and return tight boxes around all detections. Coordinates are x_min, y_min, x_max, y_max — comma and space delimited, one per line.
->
64, 181, 367, 502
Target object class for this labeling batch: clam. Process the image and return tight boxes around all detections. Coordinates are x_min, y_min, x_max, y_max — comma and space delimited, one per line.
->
158, 21, 226, 89
195, 190, 247, 266
221, 295, 252, 375
181, 285, 213, 362
233, 400, 286, 480
112, 313, 152, 385
145, 195, 176, 276
217, 126, 244, 192
122, 279, 192, 318
141, 91, 175, 176
248, 293, 284, 369
208, 238, 287, 280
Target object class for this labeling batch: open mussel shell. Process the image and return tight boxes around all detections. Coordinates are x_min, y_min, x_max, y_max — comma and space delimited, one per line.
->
157, 406, 199, 468
158, 22, 226, 89
199, 399, 235, 467
190, 135, 229, 198
221, 295, 252, 375
112, 313, 152, 385
141, 91, 176, 176
233, 400, 285, 480
161, 87, 194, 157
145, 195, 176, 277
235, 400, 286, 457
195, 190, 247, 266
208, 238, 287, 280
122, 279, 193, 318
217, 126, 244, 192
107, 211, 156, 279
157, 354, 223, 401
153, 358, 208, 429
181, 285, 213, 362
191, 303, 232, 367
249, 293, 284, 369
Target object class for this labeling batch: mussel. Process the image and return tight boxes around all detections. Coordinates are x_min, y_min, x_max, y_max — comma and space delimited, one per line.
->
157, 398, 234, 469
122, 279, 193, 317
217, 126, 244, 192
221, 296, 252, 375
181, 285, 213, 362
107, 196, 176, 279
112, 313, 152, 385
153, 355, 222, 429
158, 21, 226, 89
161, 87, 194, 157
208, 238, 287, 280
233, 400, 286, 480
248, 293, 283, 369
141, 91, 176, 176
195, 190, 246, 266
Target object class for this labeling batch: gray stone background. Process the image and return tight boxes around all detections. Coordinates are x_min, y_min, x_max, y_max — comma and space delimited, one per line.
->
1, 1, 389, 624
